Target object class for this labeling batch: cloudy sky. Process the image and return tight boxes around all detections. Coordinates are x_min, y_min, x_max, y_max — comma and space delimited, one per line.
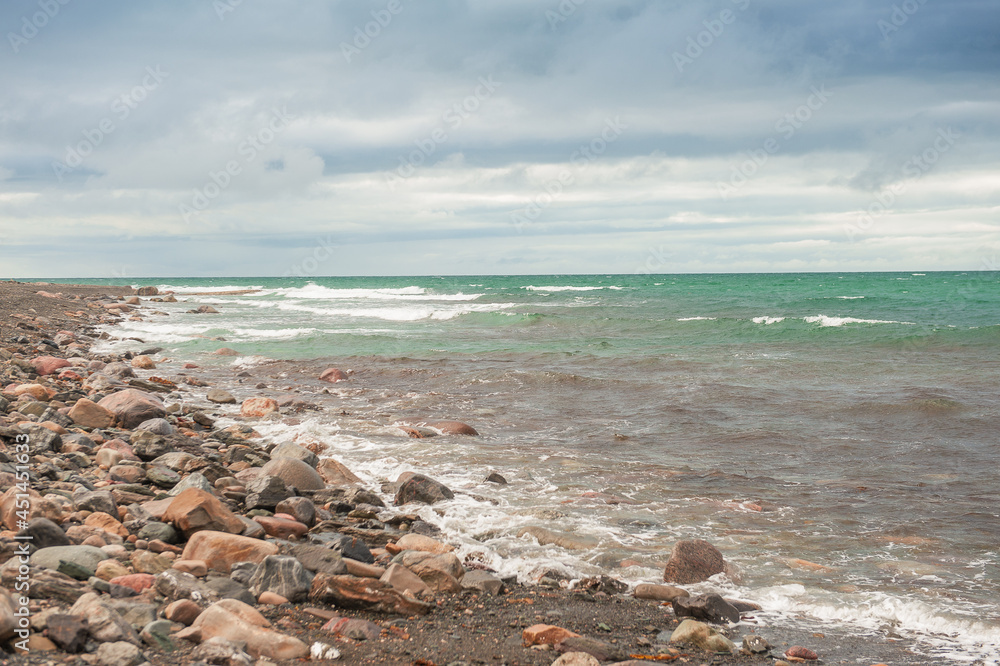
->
1, 0, 998, 278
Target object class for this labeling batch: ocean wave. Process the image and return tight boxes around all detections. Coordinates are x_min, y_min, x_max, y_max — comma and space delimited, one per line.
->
271, 301, 516, 322
677, 316, 718, 321
523, 286, 621, 292
836, 296, 866, 300
752, 316, 786, 325
264, 284, 484, 302
804, 315, 915, 327
157, 284, 265, 293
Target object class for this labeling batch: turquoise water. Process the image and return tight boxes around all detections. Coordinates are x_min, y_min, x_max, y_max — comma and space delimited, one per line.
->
65, 272, 1000, 661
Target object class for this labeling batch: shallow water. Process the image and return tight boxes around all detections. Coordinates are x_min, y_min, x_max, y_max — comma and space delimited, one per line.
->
78, 271, 1000, 662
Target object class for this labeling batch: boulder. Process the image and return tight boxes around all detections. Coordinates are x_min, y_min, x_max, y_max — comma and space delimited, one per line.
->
259, 457, 325, 491
164, 599, 202, 626
68, 398, 115, 429
425, 420, 478, 436
97, 389, 165, 429
393, 472, 454, 505
206, 389, 236, 404
316, 457, 362, 485
46, 614, 88, 652
243, 474, 291, 510
162, 488, 245, 537
95, 641, 144, 666
30, 545, 107, 573
634, 583, 689, 602
240, 397, 279, 418
379, 563, 431, 597
274, 496, 316, 527
309, 574, 433, 615
395, 533, 453, 554
253, 515, 309, 540
0, 487, 63, 529
270, 442, 319, 468
248, 555, 314, 602
327, 534, 374, 563
17, 517, 71, 549
73, 489, 118, 515
189, 599, 309, 660
154, 569, 219, 605
167, 472, 214, 497
286, 544, 349, 576
181, 530, 279, 573
135, 417, 174, 435
130, 355, 156, 370
461, 569, 504, 595
662, 539, 726, 585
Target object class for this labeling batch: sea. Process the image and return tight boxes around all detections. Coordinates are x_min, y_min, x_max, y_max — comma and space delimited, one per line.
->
62, 272, 999, 662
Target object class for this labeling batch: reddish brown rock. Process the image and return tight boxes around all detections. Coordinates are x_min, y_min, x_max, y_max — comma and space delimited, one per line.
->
379, 563, 431, 597
240, 397, 279, 417
181, 531, 279, 573
662, 539, 726, 585
212, 348, 240, 356
309, 574, 432, 615
634, 583, 689, 602
162, 489, 245, 537
318, 368, 347, 382
97, 389, 165, 429
786, 646, 819, 660
0, 487, 63, 530
522, 624, 580, 647
426, 420, 479, 436
32, 356, 72, 376
131, 355, 156, 369
394, 534, 453, 554
253, 516, 308, 540
164, 599, 202, 626
109, 573, 156, 593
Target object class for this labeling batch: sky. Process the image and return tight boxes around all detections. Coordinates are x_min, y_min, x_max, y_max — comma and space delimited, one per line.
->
1, 0, 998, 278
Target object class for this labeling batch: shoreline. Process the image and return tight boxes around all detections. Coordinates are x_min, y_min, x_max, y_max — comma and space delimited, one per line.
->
0, 282, 946, 665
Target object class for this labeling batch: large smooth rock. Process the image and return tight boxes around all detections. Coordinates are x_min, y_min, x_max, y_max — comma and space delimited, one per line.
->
393, 472, 454, 505
97, 389, 165, 429
662, 539, 726, 585
318, 367, 347, 382
309, 574, 433, 615
259, 457, 325, 491
634, 583, 689, 602
240, 397, 279, 417
30, 545, 107, 573
17, 517, 71, 550
395, 533, 453, 554
316, 457, 362, 485
270, 442, 319, 468
181, 530, 279, 573
68, 398, 115, 429
206, 389, 236, 404
668, 618, 736, 653
248, 555, 314, 602
190, 599, 309, 660
162, 488, 244, 537
274, 496, 316, 527
425, 420, 478, 436
32, 356, 72, 376
135, 417, 174, 435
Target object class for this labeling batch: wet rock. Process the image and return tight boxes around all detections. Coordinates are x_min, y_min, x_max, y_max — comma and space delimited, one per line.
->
393, 472, 454, 505
259, 457, 324, 490
97, 389, 165, 429
668, 618, 736, 653
318, 367, 347, 382
163, 488, 245, 537
517, 526, 599, 551
395, 533, 453, 554
316, 457, 362, 485
240, 396, 279, 417
181, 530, 279, 573
207, 388, 236, 404
662, 539, 726, 585
485, 471, 508, 485
673, 593, 741, 624
189, 599, 309, 660
270, 441, 319, 468
742, 635, 771, 655
248, 555, 314, 602
131, 355, 155, 370
68, 397, 115, 428
425, 420, 479, 435
309, 573, 433, 615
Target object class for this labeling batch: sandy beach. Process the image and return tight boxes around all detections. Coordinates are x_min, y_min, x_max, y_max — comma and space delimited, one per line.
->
0, 281, 954, 665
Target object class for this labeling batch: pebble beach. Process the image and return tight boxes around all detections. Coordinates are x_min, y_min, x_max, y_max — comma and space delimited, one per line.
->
0, 281, 984, 666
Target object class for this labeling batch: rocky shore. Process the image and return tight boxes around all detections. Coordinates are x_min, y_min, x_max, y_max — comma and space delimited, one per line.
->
0, 281, 932, 666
